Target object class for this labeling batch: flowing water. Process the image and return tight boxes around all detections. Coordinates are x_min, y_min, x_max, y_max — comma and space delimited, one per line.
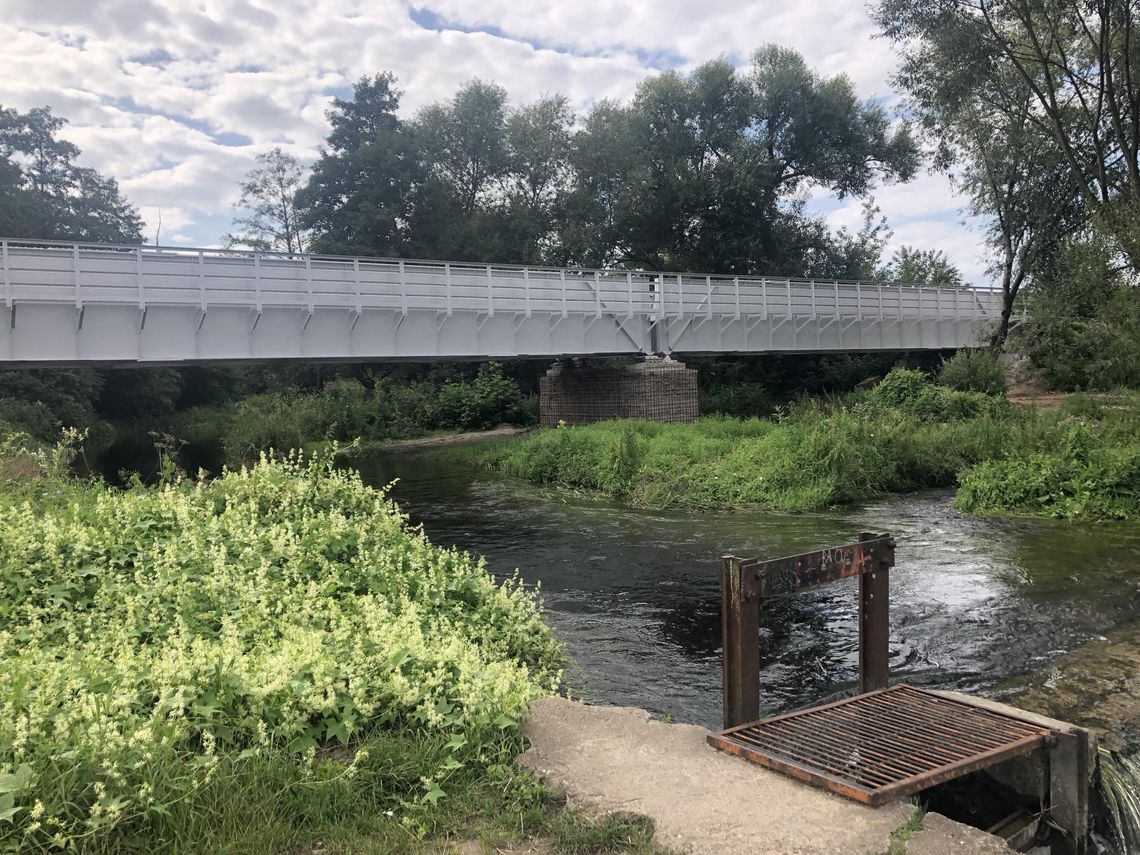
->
351, 452, 1140, 729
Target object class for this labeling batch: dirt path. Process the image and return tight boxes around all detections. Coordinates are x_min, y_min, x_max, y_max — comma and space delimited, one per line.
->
520, 697, 1009, 854
349, 425, 530, 455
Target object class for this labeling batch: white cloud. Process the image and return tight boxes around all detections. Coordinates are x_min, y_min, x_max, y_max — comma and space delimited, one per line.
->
0, 0, 986, 278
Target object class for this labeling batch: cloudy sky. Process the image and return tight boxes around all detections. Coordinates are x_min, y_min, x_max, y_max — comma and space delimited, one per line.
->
1, 0, 988, 280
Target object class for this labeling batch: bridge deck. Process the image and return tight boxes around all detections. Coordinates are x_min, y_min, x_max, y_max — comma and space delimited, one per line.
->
0, 239, 1003, 364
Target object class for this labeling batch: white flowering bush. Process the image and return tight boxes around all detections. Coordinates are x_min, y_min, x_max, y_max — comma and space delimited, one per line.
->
0, 451, 562, 850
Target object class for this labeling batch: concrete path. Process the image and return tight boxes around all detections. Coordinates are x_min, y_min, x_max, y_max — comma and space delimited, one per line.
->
520, 698, 1010, 855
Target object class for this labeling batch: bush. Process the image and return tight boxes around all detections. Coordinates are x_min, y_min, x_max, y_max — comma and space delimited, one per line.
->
0, 452, 562, 850
957, 425, 1140, 520
937, 350, 1006, 396
1024, 239, 1140, 391
437, 363, 530, 431
866, 368, 1007, 421
699, 382, 774, 417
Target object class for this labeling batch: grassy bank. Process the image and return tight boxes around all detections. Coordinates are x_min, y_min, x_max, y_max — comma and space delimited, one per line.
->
461, 370, 1140, 521
0, 440, 662, 853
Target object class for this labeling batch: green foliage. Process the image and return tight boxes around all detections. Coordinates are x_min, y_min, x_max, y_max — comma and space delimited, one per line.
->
0, 451, 562, 851
166, 363, 533, 469
0, 105, 142, 242
1025, 238, 1140, 391
436, 363, 529, 431
957, 423, 1140, 520
866, 367, 1007, 421
468, 372, 1139, 520
223, 147, 310, 254
470, 397, 1011, 513
293, 50, 916, 274
699, 382, 775, 418
879, 245, 963, 286
936, 350, 1006, 396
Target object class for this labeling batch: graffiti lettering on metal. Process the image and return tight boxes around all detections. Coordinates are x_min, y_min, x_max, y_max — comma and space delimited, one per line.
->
740, 535, 894, 598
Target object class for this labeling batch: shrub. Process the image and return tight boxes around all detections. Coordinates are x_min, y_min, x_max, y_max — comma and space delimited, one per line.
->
699, 382, 774, 417
1024, 239, 1140, 391
437, 363, 530, 431
0, 453, 562, 849
957, 425, 1140, 520
937, 350, 1006, 396
866, 368, 1007, 421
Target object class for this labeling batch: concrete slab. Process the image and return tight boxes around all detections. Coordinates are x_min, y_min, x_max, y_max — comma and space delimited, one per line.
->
520, 697, 1011, 855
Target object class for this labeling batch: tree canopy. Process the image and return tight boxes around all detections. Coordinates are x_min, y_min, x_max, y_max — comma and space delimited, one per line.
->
874, 0, 1140, 343
0, 106, 142, 243
293, 47, 920, 278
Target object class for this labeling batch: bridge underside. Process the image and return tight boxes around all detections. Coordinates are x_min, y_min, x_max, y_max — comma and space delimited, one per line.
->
0, 303, 983, 367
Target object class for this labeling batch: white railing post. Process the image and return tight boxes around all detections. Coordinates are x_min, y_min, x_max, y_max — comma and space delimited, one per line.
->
856, 282, 862, 318
523, 267, 532, 318
198, 250, 206, 313
676, 274, 684, 319
559, 269, 567, 318
627, 271, 634, 319
398, 259, 407, 316
706, 275, 713, 320
485, 265, 493, 317
834, 281, 840, 319
73, 244, 81, 308
594, 270, 602, 318
253, 252, 262, 312
445, 263, 455, 317
1, 240, 9, 310
304, 254, 314, 318
136, 246, 145, 309
353, 258, 363, 314
810, 279, 817, 320
734, 276, 741, 320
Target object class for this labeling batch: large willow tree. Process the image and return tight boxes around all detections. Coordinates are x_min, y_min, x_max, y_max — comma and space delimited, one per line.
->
296, 46, 918, 278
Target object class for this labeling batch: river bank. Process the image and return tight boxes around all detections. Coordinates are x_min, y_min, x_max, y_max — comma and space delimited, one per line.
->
456, 369, 1140, 521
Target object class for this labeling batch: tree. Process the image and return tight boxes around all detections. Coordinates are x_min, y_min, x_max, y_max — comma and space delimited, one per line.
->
298, 50, 917, 277
414, 80, 509, 217
556, 48, 918, 274
224, 147, 309, 255
875, 0, 1140, 271
295, 74, 418, 256
879, 246, 964, 285
0, 105, 142, 242
873, 0, 1088, 345
502, 95, 574, 262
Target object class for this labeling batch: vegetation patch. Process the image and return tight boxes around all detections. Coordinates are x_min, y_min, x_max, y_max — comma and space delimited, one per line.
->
461, 370, 1140, 521
0, 446, 563, 852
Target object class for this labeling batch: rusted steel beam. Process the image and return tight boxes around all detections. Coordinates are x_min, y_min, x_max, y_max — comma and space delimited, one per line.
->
859, 531, 891, 692
741, 534, 893, 598
721, 555, 761, 730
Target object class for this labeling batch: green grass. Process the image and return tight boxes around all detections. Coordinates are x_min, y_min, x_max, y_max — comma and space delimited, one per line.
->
457, 371, 1140, 521
884, 807, 925, 855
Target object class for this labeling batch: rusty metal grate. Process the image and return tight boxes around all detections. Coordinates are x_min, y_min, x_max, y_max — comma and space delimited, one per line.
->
708, 684, 1053, 806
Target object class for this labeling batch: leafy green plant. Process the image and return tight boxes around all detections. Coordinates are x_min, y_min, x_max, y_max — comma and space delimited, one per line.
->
0, 449, 562, 851
937, 350, 1006, 396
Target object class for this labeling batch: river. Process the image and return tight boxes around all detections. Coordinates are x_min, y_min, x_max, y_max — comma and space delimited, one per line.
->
350, 451, 1140, 731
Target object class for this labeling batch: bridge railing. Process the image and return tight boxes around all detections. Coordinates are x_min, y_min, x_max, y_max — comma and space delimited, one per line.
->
0, 238, 1001, 322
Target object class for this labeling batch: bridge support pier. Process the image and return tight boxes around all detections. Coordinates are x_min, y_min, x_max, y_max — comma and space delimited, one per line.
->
538, 358, 699, 426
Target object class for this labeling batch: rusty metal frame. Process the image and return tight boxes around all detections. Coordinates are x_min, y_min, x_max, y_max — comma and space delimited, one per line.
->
720, 531, 894, 730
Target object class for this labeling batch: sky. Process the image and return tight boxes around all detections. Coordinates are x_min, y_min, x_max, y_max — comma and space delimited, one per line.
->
0, 0, 989, 281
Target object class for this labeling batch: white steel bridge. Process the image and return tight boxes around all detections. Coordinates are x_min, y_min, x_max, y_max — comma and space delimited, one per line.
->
0, 239, 1002, 365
